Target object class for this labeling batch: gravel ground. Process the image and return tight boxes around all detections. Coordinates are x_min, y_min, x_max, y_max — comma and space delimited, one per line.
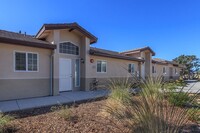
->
3, 99, 200, 133
5, 100, 127, 133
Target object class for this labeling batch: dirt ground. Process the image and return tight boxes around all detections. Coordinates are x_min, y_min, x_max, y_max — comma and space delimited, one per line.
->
3, 99, 200, 133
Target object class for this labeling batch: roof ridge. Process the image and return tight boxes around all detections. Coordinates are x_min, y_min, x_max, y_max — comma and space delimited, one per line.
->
43, 22, 75, 26
0, 29, 33, 37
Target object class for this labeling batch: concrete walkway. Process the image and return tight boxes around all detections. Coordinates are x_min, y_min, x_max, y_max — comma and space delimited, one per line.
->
180, 81, 200, 93
0, 89, 109, 112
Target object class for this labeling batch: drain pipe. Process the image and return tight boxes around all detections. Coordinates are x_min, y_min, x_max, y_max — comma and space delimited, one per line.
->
50, 51, 54, 96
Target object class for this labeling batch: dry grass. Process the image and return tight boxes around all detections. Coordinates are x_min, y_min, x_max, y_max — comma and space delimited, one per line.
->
100, 76, 200, 133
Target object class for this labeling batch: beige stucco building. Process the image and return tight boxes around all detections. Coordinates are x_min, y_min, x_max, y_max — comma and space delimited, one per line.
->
0, 22, 183, 101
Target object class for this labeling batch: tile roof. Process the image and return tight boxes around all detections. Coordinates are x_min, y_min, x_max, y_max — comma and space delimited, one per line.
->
152, 58, 183, 67
120, 46, 156, 56
90, 47, 144, 62
36, 22, 98, 44
0, 30, 56, 49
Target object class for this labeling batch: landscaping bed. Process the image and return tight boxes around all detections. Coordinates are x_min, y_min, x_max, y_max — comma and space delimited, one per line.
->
4, 100, 127, 133
2, 98, 199, 133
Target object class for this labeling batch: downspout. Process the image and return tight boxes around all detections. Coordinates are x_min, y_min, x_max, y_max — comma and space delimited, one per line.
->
139, 62, 142, 80
50, 51, 54, 96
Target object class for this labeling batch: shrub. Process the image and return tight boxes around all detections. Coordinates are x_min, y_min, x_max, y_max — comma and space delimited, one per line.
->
163, 82, 178, 91
100, 76, 198, 133
58, 106, 72, 121
168, 92, 191, 107
187, 108, 200, 124
0, 113, 13, 132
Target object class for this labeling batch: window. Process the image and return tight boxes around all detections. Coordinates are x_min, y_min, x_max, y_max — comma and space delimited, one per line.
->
175, 68, 177, 74
28, 53, 38, 71
163, 67, 166, 74
97, 61, 107, 73
128, 64, 135, 74
59, 42, 79, 55
75, 59, 80, 87
152, 66, 156, 73
15, 52, 26, 71
15, 52, 38, 72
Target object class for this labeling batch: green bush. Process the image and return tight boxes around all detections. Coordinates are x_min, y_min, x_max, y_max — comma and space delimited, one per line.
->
175, 79, 187, 87
168, 92, 191, 107
164, 82, 178, 90
0, 113, 13, 132
164, 80, 187, 91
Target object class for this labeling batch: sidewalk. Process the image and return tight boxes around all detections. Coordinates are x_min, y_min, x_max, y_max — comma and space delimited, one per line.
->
179, 81, 200, 93
0, 89, 109, 112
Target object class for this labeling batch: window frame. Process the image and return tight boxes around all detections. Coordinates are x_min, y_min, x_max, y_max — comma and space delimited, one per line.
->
14, 51, 39, 72
128, 63, 135, 74
59, 41, 80, 56
96, 60, 107, 73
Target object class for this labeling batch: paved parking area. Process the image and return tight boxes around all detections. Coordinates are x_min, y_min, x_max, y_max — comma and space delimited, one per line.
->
181, 81, 200, 93
0, 89, 109, 112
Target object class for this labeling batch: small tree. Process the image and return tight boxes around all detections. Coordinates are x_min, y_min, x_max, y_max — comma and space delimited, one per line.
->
173, 55, 200, 79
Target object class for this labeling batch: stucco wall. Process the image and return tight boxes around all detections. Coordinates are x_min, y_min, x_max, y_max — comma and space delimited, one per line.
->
47, 29, 84, 92
0, 43, 52, 101
152, 63, 181, 80
88, 55, 139, 78
140, 51, 152, 78
84, 55, 140, 89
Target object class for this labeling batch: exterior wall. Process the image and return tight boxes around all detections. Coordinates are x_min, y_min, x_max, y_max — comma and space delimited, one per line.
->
0, 43, 52, 101
80, 37, 91, 90
152, 63, 181, 81
140, 51, 152, 78
46, 31, 54, 44
141, 52, 145, 78
86, 55, 140, 89
46, 29, 86, 93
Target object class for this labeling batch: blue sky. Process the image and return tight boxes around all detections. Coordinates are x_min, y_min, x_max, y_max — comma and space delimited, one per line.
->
1, 0, 200, 60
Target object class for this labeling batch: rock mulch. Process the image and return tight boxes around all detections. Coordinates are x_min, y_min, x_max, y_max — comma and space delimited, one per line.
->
3, 99, 200, 133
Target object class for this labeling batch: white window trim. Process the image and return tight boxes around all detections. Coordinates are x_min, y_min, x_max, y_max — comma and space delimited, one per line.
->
13, 51, 39, 72
75, 58, 80, 87
96, 60, 107, 73
59, 41, 80, 56
128, 63, 135, 74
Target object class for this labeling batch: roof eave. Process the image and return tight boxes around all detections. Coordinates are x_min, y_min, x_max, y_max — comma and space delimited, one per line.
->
0, 37, 56, 50
36, 23, 98, 44
152, 61, 168, 65
90, 50, 144, 62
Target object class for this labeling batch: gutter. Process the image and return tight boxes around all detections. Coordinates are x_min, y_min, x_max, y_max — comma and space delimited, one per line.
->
90, 49, 144, 62
0, 37, 57, 50
50, 51, 54, 96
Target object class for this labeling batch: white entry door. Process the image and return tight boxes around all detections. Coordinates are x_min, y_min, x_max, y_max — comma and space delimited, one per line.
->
59, 58, 72, 91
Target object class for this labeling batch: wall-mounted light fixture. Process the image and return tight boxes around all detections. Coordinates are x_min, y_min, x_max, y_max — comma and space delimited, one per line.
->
90, 59, 94, 63
80, 58, 84, 64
